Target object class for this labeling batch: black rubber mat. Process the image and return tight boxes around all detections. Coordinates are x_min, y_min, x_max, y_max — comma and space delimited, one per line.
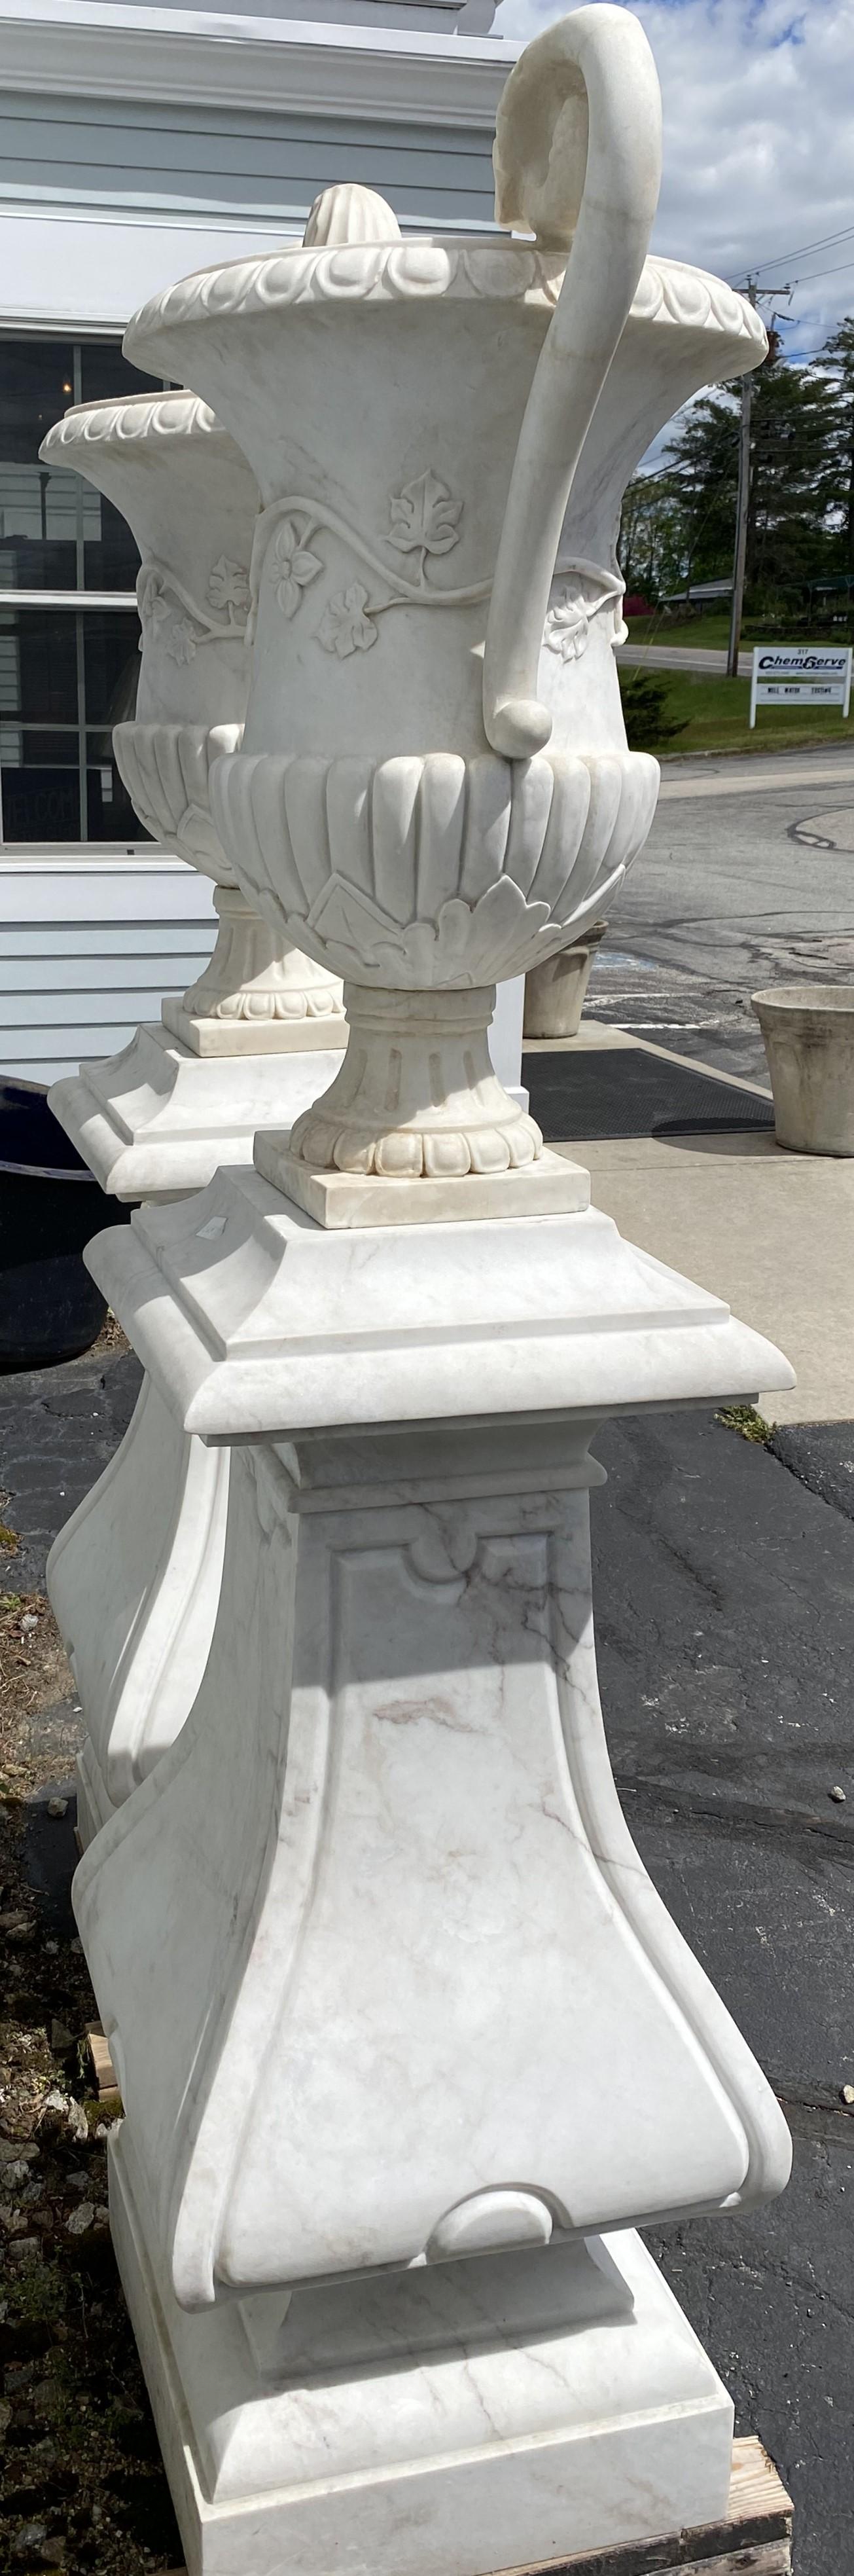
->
522, 1045, 775, 1142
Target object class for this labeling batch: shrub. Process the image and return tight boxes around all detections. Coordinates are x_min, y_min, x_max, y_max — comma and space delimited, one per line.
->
618, 667, 688, 751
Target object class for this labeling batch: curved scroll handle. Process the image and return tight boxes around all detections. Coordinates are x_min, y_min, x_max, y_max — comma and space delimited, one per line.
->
484, 6, 662, 758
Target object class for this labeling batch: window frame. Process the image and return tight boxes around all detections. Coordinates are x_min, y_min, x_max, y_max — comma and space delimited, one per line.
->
0, 329, 160, 848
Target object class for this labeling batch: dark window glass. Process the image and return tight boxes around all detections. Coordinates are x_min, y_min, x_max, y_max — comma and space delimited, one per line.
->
86, 732, 148, 841
0, 608, 79, 724
82, 611, 140, 728
0, 754, 80, 843
0, 338, 78, 590
0, 726, 78, 764
79, 344, 162, 410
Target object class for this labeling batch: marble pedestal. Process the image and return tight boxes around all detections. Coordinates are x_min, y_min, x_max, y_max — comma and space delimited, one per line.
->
48, 983, 529, 1843
48, 1026, 346, 1843
70, 1172, 794, 2576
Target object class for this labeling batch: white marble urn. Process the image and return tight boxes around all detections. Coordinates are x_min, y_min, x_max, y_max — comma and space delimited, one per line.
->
122, 8, 766, 1193
117, 16, 764, 1185
40, 389, 342, 1042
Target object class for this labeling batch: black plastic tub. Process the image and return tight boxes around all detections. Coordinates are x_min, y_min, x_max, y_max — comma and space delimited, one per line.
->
0, 1078, 132, 1371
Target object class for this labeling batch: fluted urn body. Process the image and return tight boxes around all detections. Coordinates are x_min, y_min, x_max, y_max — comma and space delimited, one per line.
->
40, 390, 342, 1038
123, 8, 766, 1188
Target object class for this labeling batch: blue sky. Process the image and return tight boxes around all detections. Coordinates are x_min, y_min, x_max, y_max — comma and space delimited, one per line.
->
495, 0, 854, 365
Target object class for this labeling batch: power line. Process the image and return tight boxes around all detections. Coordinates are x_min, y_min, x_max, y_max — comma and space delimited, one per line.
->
787, 256, 854, 291
734, 220, 854, 281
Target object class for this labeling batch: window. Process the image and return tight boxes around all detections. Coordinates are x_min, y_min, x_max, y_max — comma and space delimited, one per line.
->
0, 335, 164, 844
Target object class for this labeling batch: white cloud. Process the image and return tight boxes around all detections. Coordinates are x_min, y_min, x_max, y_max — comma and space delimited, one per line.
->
493, 0, 854, 363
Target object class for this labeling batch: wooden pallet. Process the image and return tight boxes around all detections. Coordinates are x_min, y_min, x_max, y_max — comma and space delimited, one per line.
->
162, 2437, 792, 2576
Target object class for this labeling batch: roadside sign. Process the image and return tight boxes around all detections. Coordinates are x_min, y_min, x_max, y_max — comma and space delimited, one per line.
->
750, 645, 852, 729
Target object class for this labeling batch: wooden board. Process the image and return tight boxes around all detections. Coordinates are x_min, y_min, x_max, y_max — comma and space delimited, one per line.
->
85, 2020, 121, 2108
161, 2437, 792, 2576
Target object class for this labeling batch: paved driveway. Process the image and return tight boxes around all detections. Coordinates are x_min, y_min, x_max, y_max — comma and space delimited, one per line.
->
589, 747, 854, 1081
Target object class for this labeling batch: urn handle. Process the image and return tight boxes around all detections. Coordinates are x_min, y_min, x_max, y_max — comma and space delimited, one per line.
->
484, 5, 662, 759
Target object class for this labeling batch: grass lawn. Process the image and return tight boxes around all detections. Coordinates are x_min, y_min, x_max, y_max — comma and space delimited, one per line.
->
624, 611, 734, 649
622, 663, 854, 757
624, 611, 853, 654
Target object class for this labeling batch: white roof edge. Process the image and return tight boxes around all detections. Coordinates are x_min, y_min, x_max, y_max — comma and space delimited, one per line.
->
0, 0, 519, 124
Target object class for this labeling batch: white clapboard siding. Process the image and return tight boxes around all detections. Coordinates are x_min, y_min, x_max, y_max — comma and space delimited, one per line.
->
0, 851, 216, 1085
0, 90, 498, 233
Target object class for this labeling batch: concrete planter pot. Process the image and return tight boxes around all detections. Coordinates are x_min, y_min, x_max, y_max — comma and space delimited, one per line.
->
752, 984, 854, 1156
524, 921, 608, 1041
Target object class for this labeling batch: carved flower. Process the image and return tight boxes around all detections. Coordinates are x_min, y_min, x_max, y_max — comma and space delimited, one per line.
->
269, 520, 323, 619
207, 555, 250, 616
164, 615, 198, 664
389, 469, 461, 559
317, 583, 378, 659
544, 592, 590, 663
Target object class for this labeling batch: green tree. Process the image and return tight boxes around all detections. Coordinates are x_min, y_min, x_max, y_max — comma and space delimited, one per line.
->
618, 470, 689, 600
661, 349, 838, 606
819, 317, 854, 574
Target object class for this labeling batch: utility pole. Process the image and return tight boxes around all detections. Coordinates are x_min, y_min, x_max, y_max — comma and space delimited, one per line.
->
726, 274, 791, 679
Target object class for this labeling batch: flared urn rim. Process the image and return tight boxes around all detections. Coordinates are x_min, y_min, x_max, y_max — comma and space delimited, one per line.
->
41, 387, 236, 462
125, 236, 766, 373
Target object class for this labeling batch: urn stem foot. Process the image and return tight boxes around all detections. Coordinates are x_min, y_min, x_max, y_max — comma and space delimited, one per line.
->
162, 886, 344, 1057
287, 981, 541, 1180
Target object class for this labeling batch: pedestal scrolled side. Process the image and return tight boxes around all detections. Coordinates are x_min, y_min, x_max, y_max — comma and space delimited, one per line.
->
73, 1404, 791, 2575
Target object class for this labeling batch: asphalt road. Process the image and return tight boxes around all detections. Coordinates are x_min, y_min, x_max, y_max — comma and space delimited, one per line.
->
617, 638, 753, 676
588, 745, 854, 1082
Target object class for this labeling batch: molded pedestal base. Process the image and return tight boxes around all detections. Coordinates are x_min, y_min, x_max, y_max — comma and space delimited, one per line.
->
109, 2132, 734, 2576
49, 1023, 347, 1202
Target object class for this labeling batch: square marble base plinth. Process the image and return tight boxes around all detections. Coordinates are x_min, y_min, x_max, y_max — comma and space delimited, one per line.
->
48, 1025, 346, 1202
254, 1136, 590, 1228
110, 2135, 733, 2576
161, 998, 347, 1056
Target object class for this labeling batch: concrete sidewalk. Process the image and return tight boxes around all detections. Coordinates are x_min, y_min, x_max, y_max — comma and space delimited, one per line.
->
539, 1028, 854, 1425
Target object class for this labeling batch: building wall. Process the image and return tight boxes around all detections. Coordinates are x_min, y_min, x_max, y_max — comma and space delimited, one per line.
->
0, 852, 217, 1084
0, 4, 518, 1086
0, 90, 498, 237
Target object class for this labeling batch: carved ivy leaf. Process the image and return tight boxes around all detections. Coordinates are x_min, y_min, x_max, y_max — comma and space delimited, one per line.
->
317, 583, 378, 659
388, 470, 462, 558
544, 594, 590, 663
164, 615, 198, 664
207, 555, 250, 615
